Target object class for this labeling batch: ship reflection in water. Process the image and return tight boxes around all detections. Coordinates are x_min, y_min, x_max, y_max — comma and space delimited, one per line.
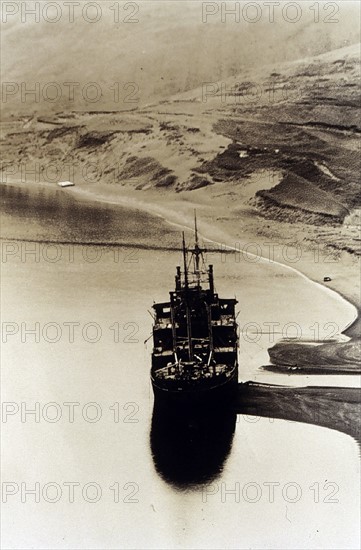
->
150, 402, 236, 489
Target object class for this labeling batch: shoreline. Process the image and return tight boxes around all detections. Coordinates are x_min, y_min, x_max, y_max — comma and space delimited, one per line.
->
2, 177, 359, 336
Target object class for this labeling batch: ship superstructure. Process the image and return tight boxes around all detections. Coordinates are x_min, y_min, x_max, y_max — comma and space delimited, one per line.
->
151, 215, 238, 403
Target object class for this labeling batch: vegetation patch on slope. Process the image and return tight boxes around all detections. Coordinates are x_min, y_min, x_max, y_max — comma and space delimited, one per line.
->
256, 173, 349, 222
118, 156, 177, 189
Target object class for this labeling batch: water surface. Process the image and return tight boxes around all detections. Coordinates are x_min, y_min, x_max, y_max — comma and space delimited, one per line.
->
1, 183, 359, 549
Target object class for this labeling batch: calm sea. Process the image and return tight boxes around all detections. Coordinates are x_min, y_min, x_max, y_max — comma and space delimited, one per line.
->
1, 183, 359, 549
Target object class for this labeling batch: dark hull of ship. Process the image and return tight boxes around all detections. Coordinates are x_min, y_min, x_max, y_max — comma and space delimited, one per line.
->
151, 368, 238, 409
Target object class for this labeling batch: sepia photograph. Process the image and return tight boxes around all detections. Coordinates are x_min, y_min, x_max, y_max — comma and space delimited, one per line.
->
1, 1, 360, 548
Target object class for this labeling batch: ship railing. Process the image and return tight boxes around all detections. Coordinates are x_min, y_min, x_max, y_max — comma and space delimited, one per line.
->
175, 337, 210, 344
176, 336, 210, 341
211, 316, 235, 326
154, 362, 235, 381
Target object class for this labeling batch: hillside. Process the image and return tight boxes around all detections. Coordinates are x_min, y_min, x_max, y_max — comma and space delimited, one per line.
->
2, 43, 360, 211
1, 1, 360, 113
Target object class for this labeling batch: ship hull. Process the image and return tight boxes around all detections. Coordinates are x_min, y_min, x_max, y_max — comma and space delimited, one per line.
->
151, 369, 238, 410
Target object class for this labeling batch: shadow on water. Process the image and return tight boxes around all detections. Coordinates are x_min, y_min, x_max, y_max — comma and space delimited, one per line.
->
236, 382, 361, 444
150, 382, 360, 490
150, 401, 237, 490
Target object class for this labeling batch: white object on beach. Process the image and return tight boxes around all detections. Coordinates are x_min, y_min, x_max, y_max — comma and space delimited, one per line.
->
57, 181, 75, 188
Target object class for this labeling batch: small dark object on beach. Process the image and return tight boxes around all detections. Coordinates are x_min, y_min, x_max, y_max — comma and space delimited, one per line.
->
324, 276, 332, 282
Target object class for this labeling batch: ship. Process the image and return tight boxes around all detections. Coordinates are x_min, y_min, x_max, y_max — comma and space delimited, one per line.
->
151, 215, 239, 407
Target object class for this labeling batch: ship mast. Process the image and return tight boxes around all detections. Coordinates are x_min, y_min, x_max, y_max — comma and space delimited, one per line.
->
182, 231, 193, 360
182, 231, 188, 289
194, 210, 201, 287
